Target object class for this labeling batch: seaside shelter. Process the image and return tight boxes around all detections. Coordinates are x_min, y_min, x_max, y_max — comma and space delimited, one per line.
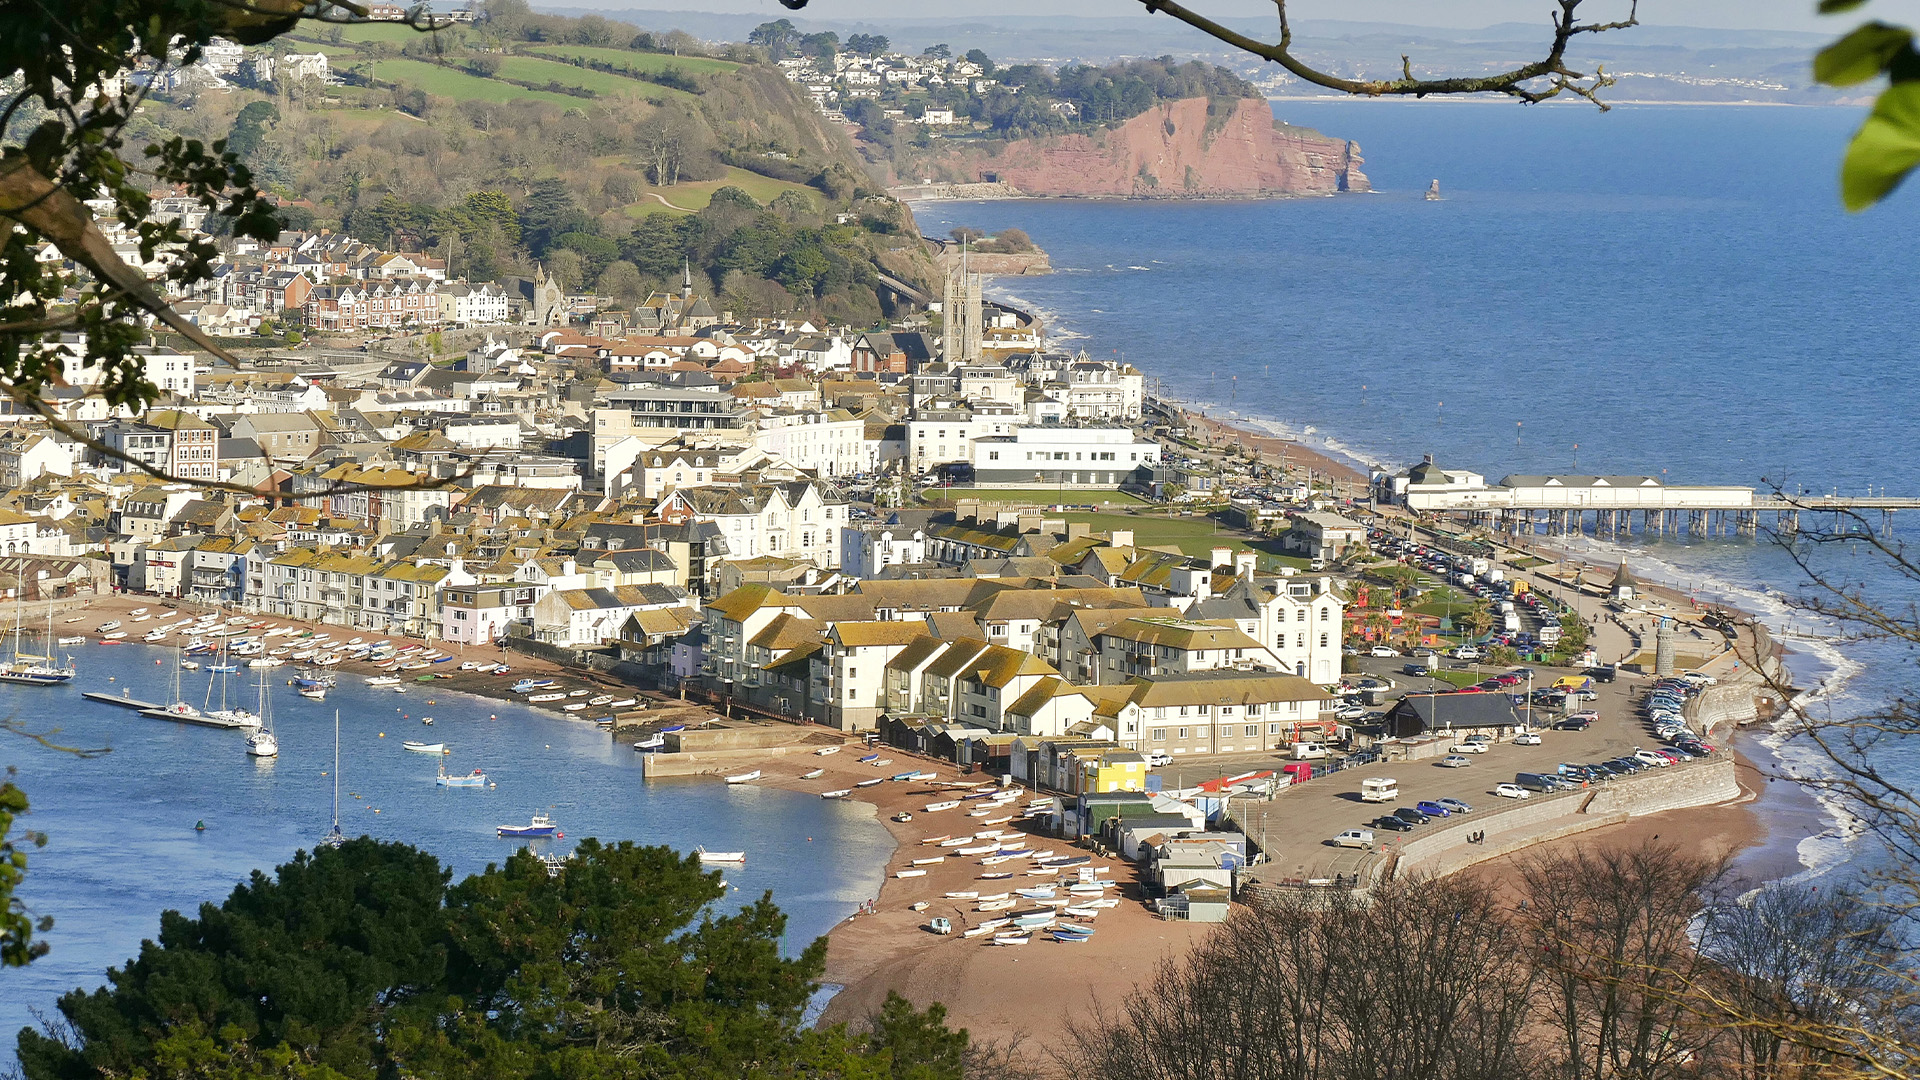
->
1381, 693, 1526, 740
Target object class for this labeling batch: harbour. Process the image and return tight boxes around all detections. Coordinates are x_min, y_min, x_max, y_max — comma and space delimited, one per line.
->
4, 638, 893, 1061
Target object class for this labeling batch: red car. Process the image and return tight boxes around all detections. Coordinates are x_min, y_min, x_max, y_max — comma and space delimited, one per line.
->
1494, 674, 1523, 687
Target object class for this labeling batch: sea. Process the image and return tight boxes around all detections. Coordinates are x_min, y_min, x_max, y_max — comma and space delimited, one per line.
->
912, 100, 1920, 887
0, 650, 892, 1061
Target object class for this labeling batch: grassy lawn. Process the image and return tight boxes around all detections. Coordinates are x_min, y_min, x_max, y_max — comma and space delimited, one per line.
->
622, 167, 819, 216
927, 488, 1147, 507
494, 55, 695, 101
372, 59, 588, 107
527, 45, 740, 75
1428, 670, 1483, 688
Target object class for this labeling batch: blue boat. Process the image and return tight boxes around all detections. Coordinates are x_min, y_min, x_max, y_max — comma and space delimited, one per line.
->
1050, 930, 1091, 942
208, 663, 238, 673
1015, 887, 1055, 899
858, 753, 881, 763
497, 813, 559, 838
437, 764, 487, 788
890, 771, 919, 781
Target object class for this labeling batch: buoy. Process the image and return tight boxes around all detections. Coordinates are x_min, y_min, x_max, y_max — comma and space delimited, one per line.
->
108, 676, 115, 682
379, 732, 385, 737
194, 820, 206, 832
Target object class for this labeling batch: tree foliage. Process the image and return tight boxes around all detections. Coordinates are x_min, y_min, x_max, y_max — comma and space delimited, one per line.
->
15, 837, 965, 1080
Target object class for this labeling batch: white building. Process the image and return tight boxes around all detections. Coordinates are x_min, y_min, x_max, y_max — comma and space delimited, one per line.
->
970, 425, 1160, 488
838, 526, 927, 579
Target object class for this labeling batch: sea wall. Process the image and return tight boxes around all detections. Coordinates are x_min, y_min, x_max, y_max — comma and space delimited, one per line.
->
899, 97, 1368, 199
1390, 757, 1740, 879
642, 743, 826, 779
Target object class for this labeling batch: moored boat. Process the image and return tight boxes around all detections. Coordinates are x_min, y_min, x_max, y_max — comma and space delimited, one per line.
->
402, 741, 446, 754
497, 814, 559, 838
695, 846, 745, 863
724, 770, 761, 784
818, 788, 852, 799
799, 768, 824, 779
815, 746, 841, 756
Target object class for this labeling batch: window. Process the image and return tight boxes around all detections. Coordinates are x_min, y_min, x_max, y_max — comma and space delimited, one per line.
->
1321, 607, 1331, 621
1176, 727, 1189, 740
847, 667, 857, 679
1245, 725, 1258, 737
847, 688, 857, 701
1320, 633, 1329, 647
988, 451, 999, 461
1268, 723, 1281, 735
1150, 728, 1166, 742
1297, 634, 1305, 649
1296, 608, 1306, 622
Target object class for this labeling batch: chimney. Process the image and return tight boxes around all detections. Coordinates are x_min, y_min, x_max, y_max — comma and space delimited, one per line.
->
1066, 522, 1089, 541
1209, 546, 1232, 570
1109, 529, 1134, 549
1234, 550, 1257, 578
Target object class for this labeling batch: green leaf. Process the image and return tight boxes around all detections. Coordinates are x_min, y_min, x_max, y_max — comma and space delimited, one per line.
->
1815, 22, 1913, 85
1819, 0, 1871, 13
1841, 81, 1920, 209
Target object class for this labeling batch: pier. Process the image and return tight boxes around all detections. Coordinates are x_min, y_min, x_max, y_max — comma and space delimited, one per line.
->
82, 690, 161, 710
1396, 464, 1918, 539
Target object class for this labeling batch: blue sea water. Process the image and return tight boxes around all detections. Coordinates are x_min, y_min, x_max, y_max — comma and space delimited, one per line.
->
914, 101, 1920, 878
2, 647, 891, 1061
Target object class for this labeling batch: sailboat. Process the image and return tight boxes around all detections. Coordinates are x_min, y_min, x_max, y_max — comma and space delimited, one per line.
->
0, 580, 74, 685
156, 643, 204, 720
203, 640, 259, 730
245, 665, 278, 758
319, 710, 345, 849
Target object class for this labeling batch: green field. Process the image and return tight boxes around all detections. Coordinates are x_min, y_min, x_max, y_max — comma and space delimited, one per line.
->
924, 488, 1146, 507
622, 167, 818, 216
491, 55, 695, 102
370, 59, 589, 107
528, 45, 740, 75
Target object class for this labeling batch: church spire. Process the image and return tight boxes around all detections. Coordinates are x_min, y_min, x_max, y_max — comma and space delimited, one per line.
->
682, 258, 693, 300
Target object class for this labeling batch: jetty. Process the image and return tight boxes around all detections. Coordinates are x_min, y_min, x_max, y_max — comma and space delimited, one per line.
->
1395, 461, 1919, 538
138, 708, 259, 730
82, 690, 161, 710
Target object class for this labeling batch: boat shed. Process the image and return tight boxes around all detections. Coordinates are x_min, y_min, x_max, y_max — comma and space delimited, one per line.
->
1381, 693, 1526, 740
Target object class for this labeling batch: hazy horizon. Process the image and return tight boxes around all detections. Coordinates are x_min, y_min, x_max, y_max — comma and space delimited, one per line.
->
538, 0, 1879, 35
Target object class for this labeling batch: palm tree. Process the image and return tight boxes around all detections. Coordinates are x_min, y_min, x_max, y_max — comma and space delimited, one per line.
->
1462, 601, 1494, 640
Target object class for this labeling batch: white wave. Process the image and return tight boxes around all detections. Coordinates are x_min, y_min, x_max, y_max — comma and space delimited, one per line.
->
1126, 265, 1152, 271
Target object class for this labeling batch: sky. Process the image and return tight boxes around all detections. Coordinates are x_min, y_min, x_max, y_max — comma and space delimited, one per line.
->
554, 0, 1920, 34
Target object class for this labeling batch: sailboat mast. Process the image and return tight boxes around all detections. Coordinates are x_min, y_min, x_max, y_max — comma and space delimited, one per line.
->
331, 710, 340, 832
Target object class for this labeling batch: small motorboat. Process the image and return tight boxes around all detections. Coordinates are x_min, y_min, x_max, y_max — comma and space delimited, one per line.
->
695, 846, 745, 864
96, 621, 121, 632
437, 765, 487, 788
402, 741, 446, 754
297, 687, 325, 700
892, 811, 914, 823
587, 695, 613, 706
924, 800, 961, 812
815, 746, 841, 756
724, 770, 761, 784
607, 697, 637, 708
528, 693, 565, 703
633, 735, 666, 752
799, 768, 824, 780
567, 689, 591, 698
819, 789, 852, 799
497, 814, 559, 838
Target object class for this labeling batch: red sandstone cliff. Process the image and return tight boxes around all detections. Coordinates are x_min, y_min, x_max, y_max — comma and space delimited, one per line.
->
901, 97, 1367, 198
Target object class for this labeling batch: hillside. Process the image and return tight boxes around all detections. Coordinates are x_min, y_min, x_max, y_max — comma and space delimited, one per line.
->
890, 97, 1368, 198
158, 14, 939, 325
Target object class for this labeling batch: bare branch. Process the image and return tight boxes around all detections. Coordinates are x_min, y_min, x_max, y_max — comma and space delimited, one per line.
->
1136, 0, 1640, 109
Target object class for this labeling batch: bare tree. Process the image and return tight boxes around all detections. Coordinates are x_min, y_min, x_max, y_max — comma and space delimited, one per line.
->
1064, 877, 1538, 1080
1519, 841, 1728, 1080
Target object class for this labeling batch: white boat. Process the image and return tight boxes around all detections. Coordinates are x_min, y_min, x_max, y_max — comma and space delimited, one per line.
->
297, 687, 325, 700
799, 768, 824, 779
1063, 906, 1101, 919
57, 635, 84, 646
924, 800, 961, 812
1083, 898, 1120, 909
365, 675, 401, 686
962, 925, 996, 938
245, 665, 279, 758
912, 856, 945, 866
607, 698, 637, 708
988, 935, 1030, 946
528, 693, 565, 702
939, 837, 972, 848
819, 789, 852, 799
724, 770, 761, 784
869, 758, 893, 767
944, 890, 979, 899
633, 735, 666, 752
815, 746, 841, 756
96, 621, 120, 632
894, 869, 926, 878
957, 844, 998, 855
562, 703, 588, 712
403, 741, 446, 754
855, 778, 885, 788
567, 689, 591, 698
587, 695, 613, 706
695, 846, 745, 864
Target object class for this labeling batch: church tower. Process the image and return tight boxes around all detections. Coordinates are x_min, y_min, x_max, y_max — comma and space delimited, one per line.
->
941, 243, 983, 363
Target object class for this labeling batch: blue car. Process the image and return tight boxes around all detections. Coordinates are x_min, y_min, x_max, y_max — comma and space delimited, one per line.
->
1415, 800, 1453, 818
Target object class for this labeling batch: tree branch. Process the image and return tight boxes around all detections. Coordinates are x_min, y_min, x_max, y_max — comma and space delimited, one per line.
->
1132, 0, 1640, 108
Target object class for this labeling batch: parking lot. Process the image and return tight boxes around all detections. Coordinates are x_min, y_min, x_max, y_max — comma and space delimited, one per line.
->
1218, 665, 1709, 881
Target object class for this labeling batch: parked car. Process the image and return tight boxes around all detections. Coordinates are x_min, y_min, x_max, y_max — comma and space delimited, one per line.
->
1403, 663, 1432, 677
1634, 749, 1674, 768
1494, 783, 1532, 800
1146, 750, 1173, 767
1449, 742, 1489, 755
1393, 807, 1431, 825
1513, 731, 1543, 746
1554, 717, 1593, 731
1438, 755, 1474, 768
1330, 829, 1376, 849
1435, 797, 1473, 814
1415, 800, 1453, 818
1369, 645, 1399, 657
1373, 815, 1415, 832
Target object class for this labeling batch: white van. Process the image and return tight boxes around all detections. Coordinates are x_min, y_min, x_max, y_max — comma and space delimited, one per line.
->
1291, 742, 1329, 760
1360, 777, 1399, 803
